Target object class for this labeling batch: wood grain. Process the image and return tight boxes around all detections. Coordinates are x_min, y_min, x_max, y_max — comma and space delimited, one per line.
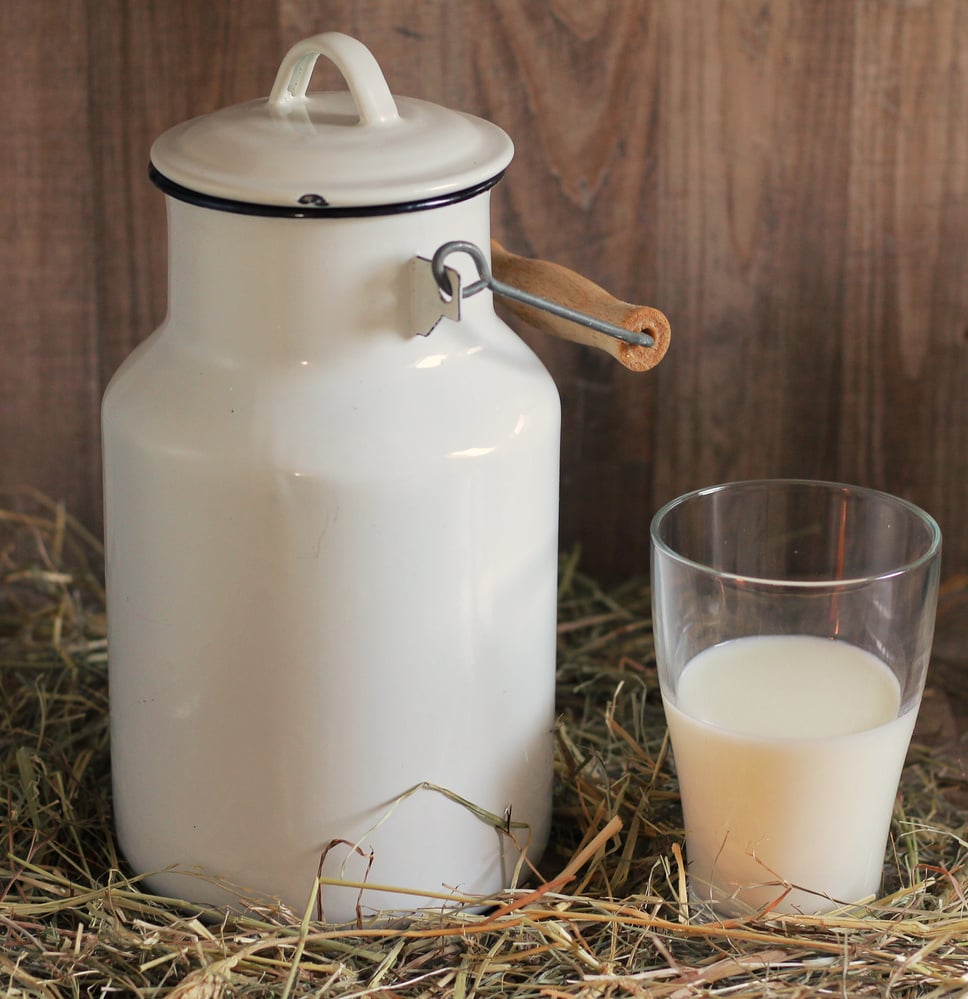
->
0, 2, 101, 524
0, 0, 965, 584
843, 0, 968, 568
490, 240, 671, 370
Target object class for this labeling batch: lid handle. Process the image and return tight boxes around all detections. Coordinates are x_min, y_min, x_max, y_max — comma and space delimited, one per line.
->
268, 32, 400, 126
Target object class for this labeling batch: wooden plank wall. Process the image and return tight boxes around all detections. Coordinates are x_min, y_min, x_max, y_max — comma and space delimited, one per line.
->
2, 1, 966, 582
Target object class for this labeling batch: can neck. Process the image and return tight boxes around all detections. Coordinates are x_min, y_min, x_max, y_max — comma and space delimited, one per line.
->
164, 195, 495, 359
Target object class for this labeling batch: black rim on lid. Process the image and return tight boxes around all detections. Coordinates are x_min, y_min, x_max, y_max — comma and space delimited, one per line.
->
149, 164, 505, 218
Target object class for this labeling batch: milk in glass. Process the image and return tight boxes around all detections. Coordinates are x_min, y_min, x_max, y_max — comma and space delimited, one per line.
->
663, 634, 915, 915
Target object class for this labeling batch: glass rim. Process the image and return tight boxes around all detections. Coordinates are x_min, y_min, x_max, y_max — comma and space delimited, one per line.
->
650, 478, 942, 588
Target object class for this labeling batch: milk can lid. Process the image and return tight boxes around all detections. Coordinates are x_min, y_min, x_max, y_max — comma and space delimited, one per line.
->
149, 32, 514, 216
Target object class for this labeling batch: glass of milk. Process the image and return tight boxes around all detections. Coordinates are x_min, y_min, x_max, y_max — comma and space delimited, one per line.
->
651, 479, 942, 917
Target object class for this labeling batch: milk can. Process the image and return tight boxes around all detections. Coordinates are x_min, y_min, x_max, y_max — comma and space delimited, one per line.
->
102, 32, 667, 923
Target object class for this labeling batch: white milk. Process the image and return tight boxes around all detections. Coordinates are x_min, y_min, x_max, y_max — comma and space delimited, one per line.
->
663, 634, 916, 915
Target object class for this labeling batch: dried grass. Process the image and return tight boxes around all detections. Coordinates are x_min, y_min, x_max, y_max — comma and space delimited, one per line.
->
2, 488, 967, 997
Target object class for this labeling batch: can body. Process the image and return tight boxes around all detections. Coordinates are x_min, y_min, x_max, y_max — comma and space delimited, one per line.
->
102, 194, 560, 921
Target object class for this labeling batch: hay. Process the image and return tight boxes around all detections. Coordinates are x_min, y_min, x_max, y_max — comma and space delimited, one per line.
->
2, 487, 967, 997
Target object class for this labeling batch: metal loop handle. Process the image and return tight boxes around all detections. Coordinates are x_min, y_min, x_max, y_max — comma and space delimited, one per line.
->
430, 240, 655, 348
431, 241, 491, 298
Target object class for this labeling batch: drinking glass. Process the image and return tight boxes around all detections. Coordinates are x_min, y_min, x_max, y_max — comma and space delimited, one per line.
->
651, 479, 942, 916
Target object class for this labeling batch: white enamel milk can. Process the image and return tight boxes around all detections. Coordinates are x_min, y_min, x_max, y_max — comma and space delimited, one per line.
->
102, 32, 669, 923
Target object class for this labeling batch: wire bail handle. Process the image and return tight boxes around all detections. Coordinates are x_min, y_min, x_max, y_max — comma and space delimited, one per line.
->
420, 241, 655, 348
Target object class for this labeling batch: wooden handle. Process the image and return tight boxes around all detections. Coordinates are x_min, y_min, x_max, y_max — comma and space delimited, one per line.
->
490, 241, 671, 372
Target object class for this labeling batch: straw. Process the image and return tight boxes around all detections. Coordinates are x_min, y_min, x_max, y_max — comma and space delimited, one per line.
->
2, 488, 967, 997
